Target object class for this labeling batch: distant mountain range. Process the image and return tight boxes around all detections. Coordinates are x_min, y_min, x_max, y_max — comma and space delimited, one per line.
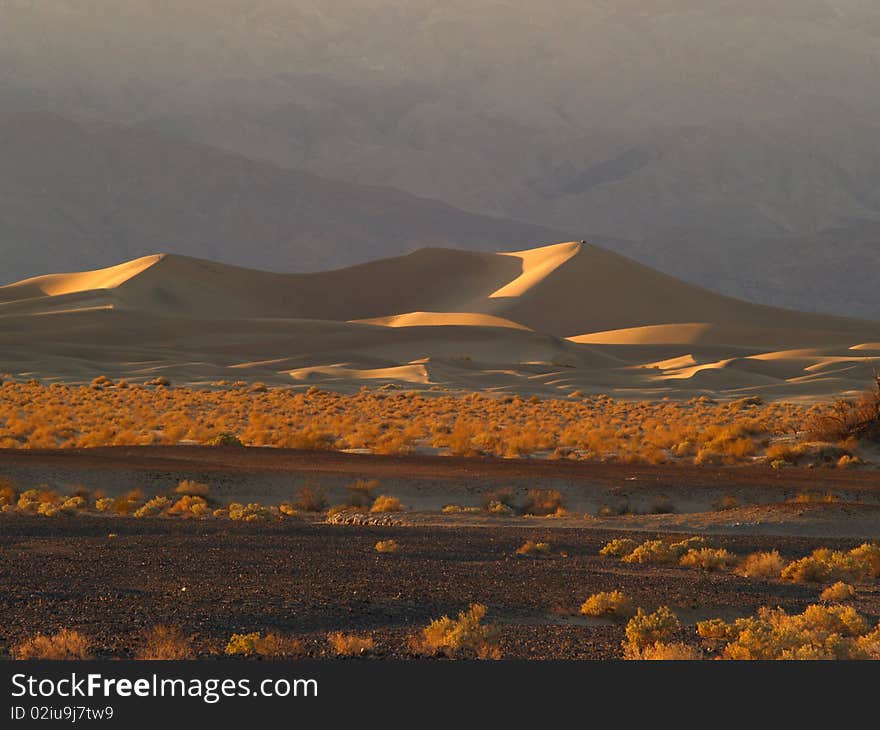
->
0, 111, 567, 284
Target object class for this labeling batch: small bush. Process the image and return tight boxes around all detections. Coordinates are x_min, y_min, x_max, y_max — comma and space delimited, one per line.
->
623, 642, 702, 660
167, 495, 211, 517
204, 432, 244, 447
0, 478, 17, 506
521, 489, 565, 516
698, 604, 875, 660
327, 632, 374, 656
736, 550, 786, 579
599, 538, 638, 558
13, 629, 91, 660
294, 483, 328, 512
174, 480, 210, 497
137, 626, 194, 660
624, 607, 680, 650
226, 502, 273, 522
112, 489, 144, 516
805, 376, 880, 443
515, 540, 551, 557
849, 542, 880, 578
370, 495, 404, 513
580, 591, 636, 620
781, 548, 871, 584
225, 632, 302, 659
375, 539, 399, 553
410, 603, 500, 659
481, 488, 517, 512
133, 495, 171, 518
679, 547, 737, 571
622, 540, 677, 565
821, 582, 856, 602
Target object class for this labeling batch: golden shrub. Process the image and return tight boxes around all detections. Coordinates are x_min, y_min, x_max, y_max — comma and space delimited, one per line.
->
580, 591, 636, 620
174, 480, 210, 497
515, 540, 551, 557
375, 539, 399, 553
599, 538, 638, 558
370, 495, 405, 513
327, 632, 374, 656
137, 626, 194, 660
821, 582, 856, 602
781, 548, 871, 584
410, 603, 500, 659
679, 548, 737, 571
13, 629, 91, 660
623, 642, 702, 660
699, 604, 875, 660
621, 540, 678, 565
736, 550, 786, 579
624, 607, 680, 649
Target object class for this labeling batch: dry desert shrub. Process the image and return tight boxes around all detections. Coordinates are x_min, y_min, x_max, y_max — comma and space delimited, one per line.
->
137, 626, 195, 660
167, 495, 211, 517
521, 488, 565, 516
599, 538, 639, 558
697, 604, 879, 660
0, 379, 826, 465
580, 591, 636, 620
409, 603, 500, 659
370, 495, 404, 513
849, 542, 880, 578
621, 540, 678, 565
481, 487, 518, 514
679, 548, 737, 571
327, 632, 374, 656
624, 607, 681, 650
0, 478, 17, 506
294, 483, 328, 512
821, 582, 856, 602
204, 432, 244, 447
174, 479, 210, 496
623, 642, 703, 660
375, 539, 399, 553
133, 495, 171, 518
736, 550, 786, 579
112, 489, 145, 516
805, 375, 880, 443
226, 502, 273, 522
226, 632, 302, 659
781, 547, 872, 584
13, 629, 91, 660
515, 540, 551, 557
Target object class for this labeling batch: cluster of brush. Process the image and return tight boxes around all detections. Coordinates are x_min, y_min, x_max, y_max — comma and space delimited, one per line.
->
576, 535, 880, 659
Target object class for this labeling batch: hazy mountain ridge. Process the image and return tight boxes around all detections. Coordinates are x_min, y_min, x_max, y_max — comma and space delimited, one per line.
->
0, 111, 567, 284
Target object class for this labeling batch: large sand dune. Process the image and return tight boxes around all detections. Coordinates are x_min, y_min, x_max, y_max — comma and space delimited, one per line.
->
1, 241, 878, 399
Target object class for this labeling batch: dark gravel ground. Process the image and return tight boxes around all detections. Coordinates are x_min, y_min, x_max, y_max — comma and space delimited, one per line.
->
2, 515, 878, 660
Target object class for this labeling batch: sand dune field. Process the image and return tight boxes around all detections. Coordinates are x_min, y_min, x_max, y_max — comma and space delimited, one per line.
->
1, 241, 878, 399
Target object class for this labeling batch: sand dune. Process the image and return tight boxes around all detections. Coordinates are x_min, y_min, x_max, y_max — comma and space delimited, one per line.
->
1, 241, 878, 399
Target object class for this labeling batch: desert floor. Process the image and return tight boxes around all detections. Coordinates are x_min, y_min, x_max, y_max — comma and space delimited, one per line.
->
2, 447, 880, 660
